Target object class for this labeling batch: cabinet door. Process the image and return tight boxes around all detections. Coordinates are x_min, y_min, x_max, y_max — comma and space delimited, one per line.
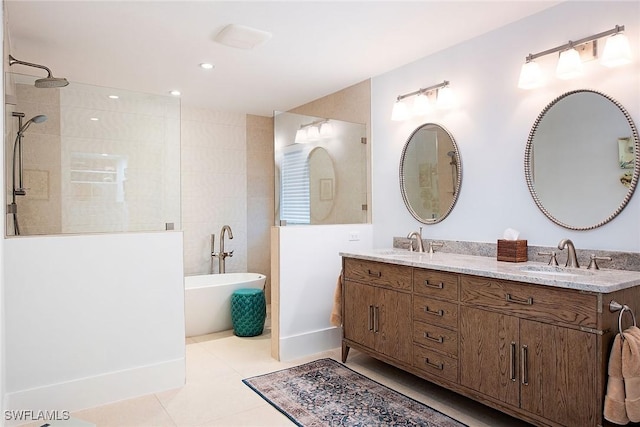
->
343, 280, 376, 350
376, 287, 412, 364
459, 306, 519, 407
520, 319, 598, 426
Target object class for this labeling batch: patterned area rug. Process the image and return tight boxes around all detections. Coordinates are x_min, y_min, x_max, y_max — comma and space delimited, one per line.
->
243, 358, 467, 427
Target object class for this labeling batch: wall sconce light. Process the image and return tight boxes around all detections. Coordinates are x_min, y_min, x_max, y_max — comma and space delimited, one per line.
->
518, 25, 631, 89
294, 119, 333, 144
391, 81, 453, 121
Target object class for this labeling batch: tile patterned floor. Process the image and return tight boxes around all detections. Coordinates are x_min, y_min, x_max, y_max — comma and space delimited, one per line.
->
22, 324, 532, 427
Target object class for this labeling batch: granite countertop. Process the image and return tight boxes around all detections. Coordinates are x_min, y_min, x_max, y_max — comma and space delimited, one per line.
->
339, 248, 640, 293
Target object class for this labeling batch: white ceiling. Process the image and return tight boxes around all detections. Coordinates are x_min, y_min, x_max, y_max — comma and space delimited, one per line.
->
5, 1, 560, 117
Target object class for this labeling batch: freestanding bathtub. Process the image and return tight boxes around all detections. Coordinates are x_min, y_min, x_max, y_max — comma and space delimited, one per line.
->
184, 273, 267, 337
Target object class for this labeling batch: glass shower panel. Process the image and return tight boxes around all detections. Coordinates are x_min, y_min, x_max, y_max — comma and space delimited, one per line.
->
4, 72, 181, 236
274, 111, 367, 225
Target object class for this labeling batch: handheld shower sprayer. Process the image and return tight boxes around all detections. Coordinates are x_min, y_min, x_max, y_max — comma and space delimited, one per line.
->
9, 55, 69, 88
8, 112, 48, 235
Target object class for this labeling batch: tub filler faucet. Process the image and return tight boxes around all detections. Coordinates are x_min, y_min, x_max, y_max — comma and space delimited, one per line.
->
211, 226, 234, 274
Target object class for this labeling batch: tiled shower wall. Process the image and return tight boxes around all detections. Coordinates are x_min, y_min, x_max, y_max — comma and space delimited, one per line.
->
7, 84, 62, 235
181, 107, 248, 276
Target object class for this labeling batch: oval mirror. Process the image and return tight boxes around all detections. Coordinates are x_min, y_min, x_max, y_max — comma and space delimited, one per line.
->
308, 147, 336, 222
399, 123, 462, 224
525, 90, 639, 230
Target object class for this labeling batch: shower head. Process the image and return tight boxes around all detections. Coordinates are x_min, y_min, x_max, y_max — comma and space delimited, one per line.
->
18, 114, 47, 135
446, 151, 455, 157
9, 55, 69, 88
35, 76, 69, 88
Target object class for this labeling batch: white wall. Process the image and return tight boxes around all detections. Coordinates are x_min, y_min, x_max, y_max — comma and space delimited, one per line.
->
372, 1, 640, 252
275, 224, 372, 361
3, 232, 185, 415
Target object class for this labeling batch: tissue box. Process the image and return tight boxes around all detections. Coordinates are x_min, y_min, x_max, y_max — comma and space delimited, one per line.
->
497, 240, 528, 262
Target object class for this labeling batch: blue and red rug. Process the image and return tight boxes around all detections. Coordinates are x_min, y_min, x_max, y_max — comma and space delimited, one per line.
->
243, 358, 467, 427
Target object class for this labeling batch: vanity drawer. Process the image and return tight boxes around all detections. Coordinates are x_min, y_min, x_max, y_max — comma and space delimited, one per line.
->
413, 296, 458, 329
413, 269, 459, 300
460, 275, 598, 328
344, 258, 412, 291
413, 320, 458, 357
413, 345, 458, 383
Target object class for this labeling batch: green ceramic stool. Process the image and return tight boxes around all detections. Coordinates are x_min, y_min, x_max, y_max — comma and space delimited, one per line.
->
231, 288, 266, 337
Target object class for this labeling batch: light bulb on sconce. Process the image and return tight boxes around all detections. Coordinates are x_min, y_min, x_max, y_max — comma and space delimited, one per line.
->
556, 47, 584, 80
294, 128, 307, 144
436, 86, 455, 109
412, 93, 432, 116
518, 60, 544, 89
319, 121, 333, 138
517, 24, 631, 89
602, 32, 632, 67
391, 99, 410, 121
306, 126, 320, 141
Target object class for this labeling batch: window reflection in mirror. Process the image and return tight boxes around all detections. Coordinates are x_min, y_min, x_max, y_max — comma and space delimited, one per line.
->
525, 90, 639, 230
274, 111, 367, 225
5, 72, 181, 236
400, 123, 462, 224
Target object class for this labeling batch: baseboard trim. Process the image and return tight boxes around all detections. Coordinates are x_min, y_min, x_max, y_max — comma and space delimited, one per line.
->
279, 326, 341, 361
5, 357, 185, 422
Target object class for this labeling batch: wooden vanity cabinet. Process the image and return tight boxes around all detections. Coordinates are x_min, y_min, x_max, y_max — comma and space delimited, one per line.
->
460, 275, 600, 426
342, 255, 640, 427
412, 269, 460, 383
342, 258, 412, 364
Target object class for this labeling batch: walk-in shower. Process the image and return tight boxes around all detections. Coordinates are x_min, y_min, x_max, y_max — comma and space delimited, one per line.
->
9, 55, 69, 88
8, 112, 48, 235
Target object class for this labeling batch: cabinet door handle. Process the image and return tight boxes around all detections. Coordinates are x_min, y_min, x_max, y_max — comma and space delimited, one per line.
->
510, 342, 516, 382
423, 332, 444, 344
521, 345, 529, 385
423, 306, 444, 317
374, 306, 380, 333
506, 293, 533, 305
424, 358, 444, 370
423, 280, 444, 289
367, 269, 381, 278
368, 305, 374, 331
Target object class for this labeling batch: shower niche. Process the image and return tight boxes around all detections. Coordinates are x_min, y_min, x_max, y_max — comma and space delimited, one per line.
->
4, 72, 181, 236
69, 152, 127, 202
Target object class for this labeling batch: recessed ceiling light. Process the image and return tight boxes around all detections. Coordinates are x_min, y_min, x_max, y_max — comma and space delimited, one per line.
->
90, 117, 99, 121
200, 63, 214, 70
170, 90, 181, 96
215, 24, 272, 50
108, 95, 119, 99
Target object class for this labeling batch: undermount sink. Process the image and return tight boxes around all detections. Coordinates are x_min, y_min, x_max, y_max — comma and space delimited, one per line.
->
519, 265, 594, 277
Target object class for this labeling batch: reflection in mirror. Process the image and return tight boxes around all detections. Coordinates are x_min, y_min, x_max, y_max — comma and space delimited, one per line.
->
400, 123, 461, 224
274, 111, 367, 225
5, 72, 181, 236
525, 90, 639, 230
308, 147, 335, 222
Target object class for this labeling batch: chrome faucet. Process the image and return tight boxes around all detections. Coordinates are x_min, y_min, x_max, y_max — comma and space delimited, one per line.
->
407, 227, 425, 252
557, 238, 579, 268
211, 225, 234, 273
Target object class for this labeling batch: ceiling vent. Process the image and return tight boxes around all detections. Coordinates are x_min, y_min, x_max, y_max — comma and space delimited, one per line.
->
215, 24, 272, 50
